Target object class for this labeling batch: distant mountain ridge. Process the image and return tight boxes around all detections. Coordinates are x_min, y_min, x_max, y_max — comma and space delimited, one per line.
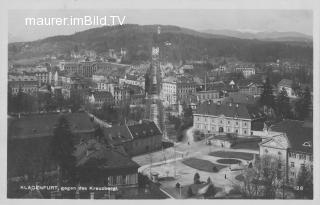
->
8, 24, 313, 64
201, 29, 312, 42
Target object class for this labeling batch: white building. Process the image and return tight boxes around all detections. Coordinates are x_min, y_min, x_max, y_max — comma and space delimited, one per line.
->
277, 79, 299, 98
193, 101, 265, 136
235, 67, 256, 78
259, 120, 313, 186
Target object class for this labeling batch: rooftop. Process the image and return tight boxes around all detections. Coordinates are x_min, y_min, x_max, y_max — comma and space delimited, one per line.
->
278, 79, 293, 87
74, 139, 139, 170
270, 120, 313, 153
195, 101, 264, 120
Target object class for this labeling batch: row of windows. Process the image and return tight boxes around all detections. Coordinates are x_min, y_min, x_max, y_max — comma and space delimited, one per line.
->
196, 124, 249, 134
289, 152, 312, 161
196, 117, 248, 127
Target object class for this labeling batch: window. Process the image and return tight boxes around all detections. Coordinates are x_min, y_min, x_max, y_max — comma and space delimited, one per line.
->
228, 121, 230, 124
291, 171, 295, 177
299, 154, 306, 160
290, 162, 295, 168
236, 122, 239, 126
244, 130, 247, 134
265, 149, 268, 154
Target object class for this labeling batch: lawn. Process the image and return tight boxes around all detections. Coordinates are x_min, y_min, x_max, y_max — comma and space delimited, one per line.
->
231, 141, 260, 150
182, 158, 227, 173
209, 151, 254, 161
216, 158, 242, 164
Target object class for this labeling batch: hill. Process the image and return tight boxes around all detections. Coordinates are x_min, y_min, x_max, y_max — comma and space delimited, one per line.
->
8, 24, 313, 64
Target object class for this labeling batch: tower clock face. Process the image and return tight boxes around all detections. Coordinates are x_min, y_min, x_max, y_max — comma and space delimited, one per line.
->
152, 47, 159, 55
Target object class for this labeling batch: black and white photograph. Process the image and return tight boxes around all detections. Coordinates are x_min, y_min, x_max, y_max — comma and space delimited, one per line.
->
2, 0, 319, 201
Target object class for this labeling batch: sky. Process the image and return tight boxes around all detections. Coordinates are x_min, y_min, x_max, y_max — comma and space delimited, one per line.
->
8, 9, 313, 42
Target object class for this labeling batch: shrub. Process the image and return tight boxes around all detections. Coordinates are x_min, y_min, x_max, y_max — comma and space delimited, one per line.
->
194, 173, 200, 184
187, 186, 193, 197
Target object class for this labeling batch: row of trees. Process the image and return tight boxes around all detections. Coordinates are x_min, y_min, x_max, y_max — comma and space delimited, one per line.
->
259, 77, 312, 121
8, 88, 85, 114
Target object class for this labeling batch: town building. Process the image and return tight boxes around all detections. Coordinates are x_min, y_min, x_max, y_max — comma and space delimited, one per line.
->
259, 120, 313, 186
235, 67, 256, 78
87, 91, 114, 109
59, 73, 91, 98
193, 101, 265, 136
162, 75, 197, 106
103, 121, 162, 156
277, 79, 299, 98
196, 90, 221, 103
8, 75, 39, 96
74, 139, 140, 188
119, 74, 145, 89
238, 82, 263, 96
62, 60, 130, 78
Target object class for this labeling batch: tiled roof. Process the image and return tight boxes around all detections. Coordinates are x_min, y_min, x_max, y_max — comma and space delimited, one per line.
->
128, 121, 162, 139
223, 93, 256, 105
92, 91, 113, 99
278, 79, 293, 87
195, 101, 264, 120
270, 120, 313, 153
103, 121, 162, 145
102, 125, 132, 145
74, 139, 139, 170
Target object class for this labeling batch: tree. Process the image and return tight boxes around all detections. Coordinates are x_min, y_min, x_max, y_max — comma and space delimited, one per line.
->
240, 155, 286, 199
194, 172, 200, 184
296, 165, 313, 199
50, 115, 76, 184
275, 88, 291, 119
294, 87, 311, 120
260, 77, 275, 109
204, 184, 216, 198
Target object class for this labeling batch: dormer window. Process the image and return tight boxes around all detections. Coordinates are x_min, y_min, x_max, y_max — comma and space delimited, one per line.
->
302, 142, 311, 147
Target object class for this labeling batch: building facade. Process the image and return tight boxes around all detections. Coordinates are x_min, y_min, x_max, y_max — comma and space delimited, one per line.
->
259, 120, 313, 186
193, 101, 265, 136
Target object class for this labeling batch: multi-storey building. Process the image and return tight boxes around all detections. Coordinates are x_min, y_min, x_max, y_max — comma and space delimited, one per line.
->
12, 66, 49, 86
102, 121, 162, 156
87, 91, 114, 109
238, 82, 263, 96
235, 67, 256, 78
8, 75, 38, 96
193, 101, 265, 136
60, 73, 91, 98
62, 60, 130, 78
119, 74, 145, 89
196, 90, 221, 103
259, 120, 313, 186
162, 75, 197, 105
162, 76, 177, 105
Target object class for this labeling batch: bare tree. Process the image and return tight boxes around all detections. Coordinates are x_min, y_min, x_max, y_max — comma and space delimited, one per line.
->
240, 155, 286, 199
